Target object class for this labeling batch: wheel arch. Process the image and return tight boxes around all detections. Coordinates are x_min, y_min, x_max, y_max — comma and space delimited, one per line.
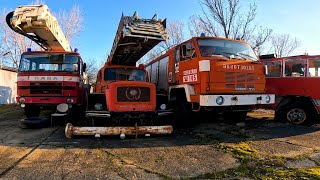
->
168, 84, 195, 102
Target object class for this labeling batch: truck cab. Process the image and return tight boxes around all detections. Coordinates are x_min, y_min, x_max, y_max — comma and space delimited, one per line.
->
16, 50, 87, 118
86, 62, 156, 126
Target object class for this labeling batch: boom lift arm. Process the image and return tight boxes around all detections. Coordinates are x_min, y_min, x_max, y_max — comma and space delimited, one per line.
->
6, 5, 72, 52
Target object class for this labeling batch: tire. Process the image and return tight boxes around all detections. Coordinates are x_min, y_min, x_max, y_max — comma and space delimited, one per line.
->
24, 105, 40, 118
222, 111, 247, 123
174, 97, 194, 127
280, 102, 316, 126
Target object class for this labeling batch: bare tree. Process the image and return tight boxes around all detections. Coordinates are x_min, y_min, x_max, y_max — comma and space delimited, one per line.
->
271, 33, 301, 57
84, 58, 101, 85
0, 10, 36, 68
57, 5, 84, 45
161, 20, 185, 49
139, 20, 185, 65
191, 0, 272, 51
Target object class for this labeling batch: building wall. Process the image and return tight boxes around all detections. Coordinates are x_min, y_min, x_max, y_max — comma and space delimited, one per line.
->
0, 69, 17, 104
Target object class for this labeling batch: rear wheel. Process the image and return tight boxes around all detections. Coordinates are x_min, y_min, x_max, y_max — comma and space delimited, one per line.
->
24, 105, 40, 118
280, 102, 316, 126
174, 96, 194, 127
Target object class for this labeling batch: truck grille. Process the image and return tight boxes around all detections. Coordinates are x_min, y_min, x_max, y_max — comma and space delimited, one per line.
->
30, 82, 62, 94
117, 87, 150, 102
225, 72, 255, 89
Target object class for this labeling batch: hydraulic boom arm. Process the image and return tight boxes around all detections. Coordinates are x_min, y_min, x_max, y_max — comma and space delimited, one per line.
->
6, 5, 72, 52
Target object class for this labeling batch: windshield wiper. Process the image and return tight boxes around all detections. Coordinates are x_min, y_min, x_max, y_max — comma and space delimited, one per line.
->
238, 53, 258, 61
222, 52, 247, 60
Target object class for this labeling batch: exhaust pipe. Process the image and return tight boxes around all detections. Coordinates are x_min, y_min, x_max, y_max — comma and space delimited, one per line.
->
65, 123, 173, 139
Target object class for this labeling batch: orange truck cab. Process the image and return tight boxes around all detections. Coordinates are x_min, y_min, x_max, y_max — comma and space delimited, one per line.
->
85, 62, 158, 126
146, 36, 275, 123
261, 54, 320, 125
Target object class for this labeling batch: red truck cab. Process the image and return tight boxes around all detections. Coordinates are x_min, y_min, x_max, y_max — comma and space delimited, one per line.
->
16, 50, 87, 118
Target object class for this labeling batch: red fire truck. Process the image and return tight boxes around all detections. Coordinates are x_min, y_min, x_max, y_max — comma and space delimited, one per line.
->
261, 54, 320, 125
146, 35, 275, 124
6, 5, 87, 118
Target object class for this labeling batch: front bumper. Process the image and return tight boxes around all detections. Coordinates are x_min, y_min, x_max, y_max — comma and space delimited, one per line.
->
16, 96, 80, 105
200, 94, 275, 106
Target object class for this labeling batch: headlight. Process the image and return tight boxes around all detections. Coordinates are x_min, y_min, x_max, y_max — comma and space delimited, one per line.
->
160, 104, 166, 110
266, 95, 271, 103
216, 96, 224, 105
94, 103, 103, 111
66, 98, 74, 103
19, 98, 25, 103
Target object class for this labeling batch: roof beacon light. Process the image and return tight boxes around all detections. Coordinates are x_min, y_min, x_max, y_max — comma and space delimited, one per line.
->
200, 32, 206, 37
27, 48, 32, 52
74, 48, 78, 53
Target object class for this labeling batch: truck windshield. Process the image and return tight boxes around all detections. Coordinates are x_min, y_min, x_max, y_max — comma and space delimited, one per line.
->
197, 38, 258, 61
19, 54, 79, 72
104, 68, 146, 81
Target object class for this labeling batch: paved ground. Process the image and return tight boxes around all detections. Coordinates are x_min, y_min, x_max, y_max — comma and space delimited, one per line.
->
0, 107, 320, 179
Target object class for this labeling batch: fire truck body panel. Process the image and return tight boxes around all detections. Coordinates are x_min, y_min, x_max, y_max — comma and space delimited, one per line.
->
262, 55, 320, 125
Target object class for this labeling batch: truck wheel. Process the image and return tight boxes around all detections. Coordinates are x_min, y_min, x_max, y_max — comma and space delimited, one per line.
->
281, 103, 316, 126
222, 111, 247, 123
24, 105, 40, 118
174, 98, 194, 127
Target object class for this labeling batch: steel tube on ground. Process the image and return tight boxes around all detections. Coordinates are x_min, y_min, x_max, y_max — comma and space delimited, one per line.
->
65, 123, 173, 139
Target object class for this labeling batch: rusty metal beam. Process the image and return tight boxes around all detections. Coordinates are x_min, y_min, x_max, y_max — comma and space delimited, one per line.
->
65, 123, 173, 139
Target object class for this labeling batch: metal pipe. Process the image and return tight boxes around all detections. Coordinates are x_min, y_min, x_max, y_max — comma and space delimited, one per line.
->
65, 123, 173, 139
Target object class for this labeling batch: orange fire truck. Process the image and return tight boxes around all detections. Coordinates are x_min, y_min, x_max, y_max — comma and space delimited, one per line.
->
146, 35, 275, 124
6, 5, 87, 118
261, 54, 320, 125
65, 12, 173, 138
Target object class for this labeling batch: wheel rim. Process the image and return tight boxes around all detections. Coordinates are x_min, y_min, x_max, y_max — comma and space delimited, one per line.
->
286, 108, 307, 124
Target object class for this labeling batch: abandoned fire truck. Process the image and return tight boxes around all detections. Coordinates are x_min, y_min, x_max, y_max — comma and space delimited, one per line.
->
65, 12, 172, 138
261, 54, 320, 126
145, 35, 275, 124
6, 5, 87, 118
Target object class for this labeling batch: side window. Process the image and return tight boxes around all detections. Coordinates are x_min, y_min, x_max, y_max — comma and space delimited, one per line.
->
180, 42, 196, 61
175, 49, 180, 63
97, 70, 102, 82
264, 61, 282, 77
308, 58, 320, 77
284, 59, 306, 77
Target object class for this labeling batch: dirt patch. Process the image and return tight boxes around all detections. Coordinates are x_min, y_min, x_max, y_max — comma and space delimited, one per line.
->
106, 145, 239, 178
250, 140, 313, 158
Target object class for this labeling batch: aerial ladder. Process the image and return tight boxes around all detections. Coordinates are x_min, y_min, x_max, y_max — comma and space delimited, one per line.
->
6, 5, 72, 52
109, 11, 168, 65
7, 5, 87, 122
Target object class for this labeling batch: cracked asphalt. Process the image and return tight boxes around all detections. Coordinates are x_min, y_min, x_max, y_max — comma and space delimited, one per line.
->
1, 107, 320, 179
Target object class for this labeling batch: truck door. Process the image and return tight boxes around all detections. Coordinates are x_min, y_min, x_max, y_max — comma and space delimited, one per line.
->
177, 41, 198, 84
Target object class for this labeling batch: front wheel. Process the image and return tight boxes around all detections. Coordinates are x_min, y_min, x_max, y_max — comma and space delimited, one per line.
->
24, 105, 40, 118
280, 103, 316, 126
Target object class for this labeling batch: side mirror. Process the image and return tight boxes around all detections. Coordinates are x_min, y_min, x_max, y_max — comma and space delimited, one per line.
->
83, 63, 87, 72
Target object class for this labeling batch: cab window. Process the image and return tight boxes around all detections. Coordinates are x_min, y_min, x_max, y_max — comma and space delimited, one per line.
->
264, 61, 282, 77
284, 59, 306, 77
180, 42, 196, 61
308, 58, 320, 77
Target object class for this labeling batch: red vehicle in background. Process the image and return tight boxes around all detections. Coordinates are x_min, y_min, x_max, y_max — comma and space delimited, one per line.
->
261, 54, 320, 125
